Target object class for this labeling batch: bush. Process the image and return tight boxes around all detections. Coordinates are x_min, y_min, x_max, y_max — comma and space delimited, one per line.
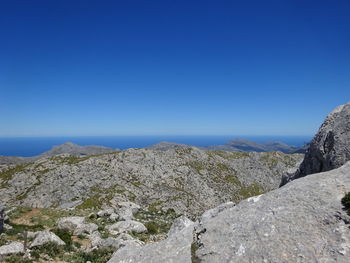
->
31, 242, 64, 259
52, 228, 72, 247
3, 254, 33, 263
341, 192, 350, 214
145, 221, 158, 235
64, 248, 115, 263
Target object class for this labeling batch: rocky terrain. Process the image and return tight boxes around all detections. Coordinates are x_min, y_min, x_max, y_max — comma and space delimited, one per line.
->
0, 148, 302, 217
0, 101, 348, 263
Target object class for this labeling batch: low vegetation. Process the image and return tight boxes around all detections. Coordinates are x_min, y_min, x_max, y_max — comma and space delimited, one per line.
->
341, 192, 350, 214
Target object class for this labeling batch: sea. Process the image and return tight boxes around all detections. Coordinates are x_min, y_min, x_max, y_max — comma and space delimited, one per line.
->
0, 135, 312, 157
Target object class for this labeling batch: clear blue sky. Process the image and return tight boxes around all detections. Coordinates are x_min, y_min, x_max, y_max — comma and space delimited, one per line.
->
0, 0, 349, 136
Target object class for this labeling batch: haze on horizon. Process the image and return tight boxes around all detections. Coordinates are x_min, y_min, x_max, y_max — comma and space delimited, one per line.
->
1, 1, 349, 137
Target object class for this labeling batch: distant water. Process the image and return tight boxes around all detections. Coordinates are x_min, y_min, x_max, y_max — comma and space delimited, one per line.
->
0, 135, 312, 157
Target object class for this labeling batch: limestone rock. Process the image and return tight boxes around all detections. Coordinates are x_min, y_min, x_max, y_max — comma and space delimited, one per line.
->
282, 101, 350, 185
90, 232, 142, 250
97, 208, 114, 218
167, 216, 194, 237
107, 220, 147, 235
194, 162, 350, 263
30, 230, 65, 248
0, 241, 24, 256
107, 222, 194, 263
57, 216, 98, 235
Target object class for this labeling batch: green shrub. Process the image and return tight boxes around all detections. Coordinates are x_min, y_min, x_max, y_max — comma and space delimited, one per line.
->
145, 221, 158, 234
64, 247, 115, 263
3, 254, 33, 263
31, 242, 64, 259
52, 228, 72, 247
341, 192, 350, 214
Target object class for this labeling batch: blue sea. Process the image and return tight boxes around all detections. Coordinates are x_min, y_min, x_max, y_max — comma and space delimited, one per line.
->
0, 135, 312, 157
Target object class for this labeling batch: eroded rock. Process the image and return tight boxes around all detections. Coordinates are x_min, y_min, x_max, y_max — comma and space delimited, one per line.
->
30, 230, 65, 248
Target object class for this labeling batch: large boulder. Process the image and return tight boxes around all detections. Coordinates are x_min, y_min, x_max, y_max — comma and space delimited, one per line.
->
107, 220, 147, 235
0, 241, 24, 256
89, 231, 143, 250
30, 230, 65, 248
0, 204, 4, 234
282, 101, 350, 185
57, 216, 98, 235
107, 221, 195, 263
194, 162, 350, 263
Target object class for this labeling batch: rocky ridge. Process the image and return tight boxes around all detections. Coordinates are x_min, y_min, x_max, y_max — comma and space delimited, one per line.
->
0, 148, 302, 217
282, 101, 350, 185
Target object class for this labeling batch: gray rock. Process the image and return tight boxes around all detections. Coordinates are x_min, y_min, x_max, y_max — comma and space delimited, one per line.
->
200, 201, 236, 223
0, 241, 24, 255
57, 216, 98, 235
0, 204, 4, 234
194, 162, 350, 263
91, 232, 143, 250
167, 216, 194, 237
109, 213, 119, 222
282, 101, 350, 185
107, 223, 194, 263
30, 230, 65, 248
97, 208, 114, 218
111, 201, 141, 221
108, 220, 147, 235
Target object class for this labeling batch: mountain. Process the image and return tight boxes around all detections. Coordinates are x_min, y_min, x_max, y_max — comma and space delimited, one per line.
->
0, 142, 118, 165
145, 142, 189, 151
147, 138, 307, 153
203, 138, 300, 153
0, 147, 302, 218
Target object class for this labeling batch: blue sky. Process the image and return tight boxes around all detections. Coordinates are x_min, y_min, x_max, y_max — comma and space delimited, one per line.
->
0, 0, 349, 136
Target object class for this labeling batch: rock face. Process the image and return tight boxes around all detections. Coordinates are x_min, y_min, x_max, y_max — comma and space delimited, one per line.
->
282, 101, 350, 185
30, 230, 65, 248
0, 204, 4, 233
0, 148, 302, 217
110, 162, 350, 262
193, 162, 350, 263
107, 219, 195, 263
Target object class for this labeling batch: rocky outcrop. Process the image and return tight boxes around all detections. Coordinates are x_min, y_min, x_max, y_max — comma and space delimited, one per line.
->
108, 162, 350, 262
282, 101, 350, 185
107, 219, 195, 263
195, 162, 350, 263
30, 230, 65, 248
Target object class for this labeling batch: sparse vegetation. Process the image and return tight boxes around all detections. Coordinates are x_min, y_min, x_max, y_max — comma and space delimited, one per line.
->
62, 247, 115, 263
341, 192, 350, 214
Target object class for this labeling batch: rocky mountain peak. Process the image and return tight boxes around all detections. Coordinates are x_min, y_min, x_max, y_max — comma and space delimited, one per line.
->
282, 101, 350, 185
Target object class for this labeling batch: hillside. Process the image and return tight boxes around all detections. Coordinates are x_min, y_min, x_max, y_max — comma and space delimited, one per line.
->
0, 148, 302, 217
